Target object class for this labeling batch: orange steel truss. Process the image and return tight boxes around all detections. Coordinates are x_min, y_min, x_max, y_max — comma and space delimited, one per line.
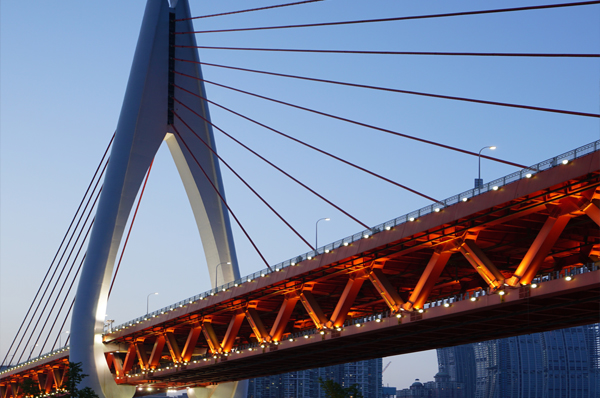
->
2, 150, 599, 396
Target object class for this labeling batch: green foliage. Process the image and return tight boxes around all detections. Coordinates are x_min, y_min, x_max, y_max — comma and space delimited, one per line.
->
18, 378, 41, 397
65, 362, 99, 398
318, 378, 364, 398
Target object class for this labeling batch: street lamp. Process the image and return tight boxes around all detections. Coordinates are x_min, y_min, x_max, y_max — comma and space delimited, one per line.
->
214, 261, 231, 289
475, 146, 496, 189
147, 292, 158, 314
315, 218, 330, 251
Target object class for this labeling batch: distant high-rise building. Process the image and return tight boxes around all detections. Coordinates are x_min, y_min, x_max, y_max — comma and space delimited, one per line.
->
437, 324, 599, 398
247, 358, 382, 398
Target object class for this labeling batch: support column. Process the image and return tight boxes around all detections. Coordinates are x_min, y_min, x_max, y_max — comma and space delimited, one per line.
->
181, 325, 203, 362
368, 268, 405, 313
245, 307, 268, 344
148, 335, 166, 368
326, 272, 368, 329
269, 294, 300, 343
221, 312, 245, 353
299, 289, 328, 330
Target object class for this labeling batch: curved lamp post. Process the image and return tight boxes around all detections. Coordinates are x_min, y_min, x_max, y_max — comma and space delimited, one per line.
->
146, 292, 158, 314
316, 218, 330, 251
475, 146, 496, 189
214, 261, 231, 289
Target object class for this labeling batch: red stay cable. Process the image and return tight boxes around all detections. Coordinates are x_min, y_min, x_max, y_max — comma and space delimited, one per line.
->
171, 121, 273, 271
176, 59, 599, 119
108, 160, 154, 299
170, 99, 315, 250
177, 0, 324, 21
173, 83, 440, 203
172, 105, 370, 230
174, 71, 528, 169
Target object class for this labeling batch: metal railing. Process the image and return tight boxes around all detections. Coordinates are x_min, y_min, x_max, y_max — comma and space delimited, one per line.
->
109, 140, 599, 333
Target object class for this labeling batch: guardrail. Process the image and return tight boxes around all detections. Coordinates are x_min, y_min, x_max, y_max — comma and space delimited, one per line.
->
109, 140, 599, 333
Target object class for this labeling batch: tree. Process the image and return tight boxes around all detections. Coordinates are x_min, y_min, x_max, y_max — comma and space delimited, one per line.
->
18, 378, 40, 397
65, 362, 99, 398
318, 378, 363, 398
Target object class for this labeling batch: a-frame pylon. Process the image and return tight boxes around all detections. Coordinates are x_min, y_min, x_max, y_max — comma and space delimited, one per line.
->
70, 1, 247, 397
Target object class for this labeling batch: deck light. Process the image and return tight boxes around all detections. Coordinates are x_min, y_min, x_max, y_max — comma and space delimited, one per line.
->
307, 256, 313, 260
434, 207, 440, 212
525, 173, 532, 178
304, 335, 309, 339
492, 186, 499, 191
444, 302, 450, 307
498, 291, 506, 296
396, 313, 402, 318
356, 323, 361, 327
363, 234, 370, 239
462, 197, 469, 202
470, 297, 477, 302
375, 318, 381, 322
418, 309, 424, 313
320, 331, 325, 335
409, 217, 415, 222
336, 327, 343, 331
562, 159, 569, 165
343, 242, 349, 246
565, 275, 573, 281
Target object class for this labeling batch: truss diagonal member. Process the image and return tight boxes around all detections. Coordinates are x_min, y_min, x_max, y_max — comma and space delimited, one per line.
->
506, 213, 570, 287
299, 289, 328, 330
122, 344, 137, 375
0, 385, 6, 398
326, 271, 368, 329
368, 268, 405, 313
269, 293, 300, 343
52, 367, 65, 389
106, 353, 125, 379
582, 200, 600, 226
459, 240, 505, 290
245, 307, 269, 344
201, 321, 221, 355
148, 335, 166, 368
134, 342, 149, 370
181, 325, 203, 362
164, 332, 182, 363
43, 368, 55, 393
221, 312, 245, 353
403, 249, 453, 311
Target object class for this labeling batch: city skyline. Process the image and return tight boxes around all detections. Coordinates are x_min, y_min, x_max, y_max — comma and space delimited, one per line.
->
1, 0, 599, 390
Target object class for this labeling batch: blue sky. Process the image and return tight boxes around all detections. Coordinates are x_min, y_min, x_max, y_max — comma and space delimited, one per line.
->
1, 0, 598, 389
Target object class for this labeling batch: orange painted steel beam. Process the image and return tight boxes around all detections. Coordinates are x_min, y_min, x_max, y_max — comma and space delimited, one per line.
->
506, 213, 571, 286
52, 367, 64, 389
0, 385, 6, 398
148, 335, 166, 368
269, 294, 300, 342
368, 268, 405, 313
582, 202, 600, 226
299, 290, 328, 330
181, 325, 203, 362
403, 250, 453, 311
134, 342, 149, 370
109, 353, 125, 378
221, 312, 245, 353
122, 344, 137, 374
327, 271, 368, 328
245, 308, 269, 343
164, 332, 182, 363
459, 240, 505, 290
201, 321, 221, 354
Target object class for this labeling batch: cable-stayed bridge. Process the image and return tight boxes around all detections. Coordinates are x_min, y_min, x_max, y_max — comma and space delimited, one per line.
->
1, 1, 599, 398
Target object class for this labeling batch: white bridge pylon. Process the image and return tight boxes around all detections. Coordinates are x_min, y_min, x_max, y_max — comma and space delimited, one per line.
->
70, 1, 247, 397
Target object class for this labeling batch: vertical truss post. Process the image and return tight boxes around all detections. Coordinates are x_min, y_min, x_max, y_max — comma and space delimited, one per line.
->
326, 271, 368, 329
459, 240, 505, 290
269, 294, 300, 342
181, 325, 203, 362
506, 213, 570, 286
403, 249, 453, 311
221, 312, 245, 353
368, 268, 405, 313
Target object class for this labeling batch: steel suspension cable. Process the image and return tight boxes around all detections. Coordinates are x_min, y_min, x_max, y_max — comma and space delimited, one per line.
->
171, 121, 273, 271
108, 161, 154, 298
178, 1, 600, 34
36, 214, 96, 355
0, 134, 113, 368
177, 59, 599, 119
178, 0, 324, 21
50, 297, 75, 352
174, 71, 528, 169
173, 84, 440, 203
20, 186, 102, 362
172, 108, 370, 230
171, 98, 315, 250
178, 45, 600, 58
